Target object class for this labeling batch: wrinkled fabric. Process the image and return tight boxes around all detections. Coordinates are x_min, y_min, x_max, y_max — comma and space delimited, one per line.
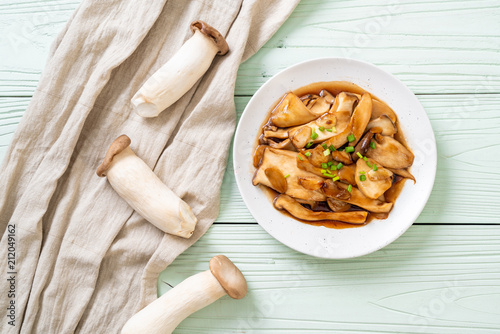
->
0, 0, 299, 332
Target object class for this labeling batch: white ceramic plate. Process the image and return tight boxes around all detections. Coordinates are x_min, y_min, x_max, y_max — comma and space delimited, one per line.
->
233, 58, 436, 259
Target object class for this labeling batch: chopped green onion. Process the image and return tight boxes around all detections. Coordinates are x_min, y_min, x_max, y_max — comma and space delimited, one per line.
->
359, 174, 367, 181
284, 174, 290, 178
323, 173, 336, 178
311, 128, 319, 140
321, 169, 327, 174
319, 126, 325, 131
363, 156, 368, 161
370, 141, 376, 149
322, 143, 328, 150
305, 152, 311, 157
337, 162, 343, 170
360, 171, 366, 174
332, 126, 337, 133
323, 149, 331, 156
345, 146, 354, 153
347, 134, 356, 142
330, 165, 337, 171
326, 128, 333, 132
332, 176, 340, 181
372, 164, 378, 171
306, 142, 314, 148
327, 161, 334, 166
321, 163, 328, 169
356, 152, 363, 159
366, 161, 372, 168
329, 145, 336, 152
298, 155, 303, 161
347, 184, 352, 193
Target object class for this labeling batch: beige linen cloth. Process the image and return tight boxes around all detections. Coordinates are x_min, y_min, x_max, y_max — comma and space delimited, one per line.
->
0, 0, 299, 332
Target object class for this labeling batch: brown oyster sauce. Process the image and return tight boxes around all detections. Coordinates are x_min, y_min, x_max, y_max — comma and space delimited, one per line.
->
253, 81, 412, 229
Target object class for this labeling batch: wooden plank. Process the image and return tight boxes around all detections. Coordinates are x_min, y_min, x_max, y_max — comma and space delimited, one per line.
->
1, 0, 499, 96
2, 95, 500, 224
159, 224, 500, 333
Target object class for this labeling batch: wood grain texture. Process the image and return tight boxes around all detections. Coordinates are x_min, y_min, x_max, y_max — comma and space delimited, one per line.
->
159, 224, 500, 333
2, 95, 499, 224
1, 0, 499, 96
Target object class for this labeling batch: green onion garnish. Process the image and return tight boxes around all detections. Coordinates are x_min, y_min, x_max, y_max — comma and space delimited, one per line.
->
366, 161, 372, 168
306, 142, 314, 148
345, 146, 354, 153
321, 163, 328, 169
332, 126, 337, 133
323, 173, 336, 178
305, 152, 311, 157
363, 156, 368, 161
360, 171, 366, 174
326, 128, 333, 132
359, 174, 367, 181
337, 162, 343, 170
321, 169, 327, 174
322, 143, 328, 150
298, 155, 303, 161
311, 128, 319, 140
330, 165, 337, 171
284, 174, 290, 178
347, 184, 352, 193
319, 126, 325, 131
370, 141, 376, 149
356, 152, 363, 159
323, 149, 331, 156
329, 145, 336, 152
327, 161, 334, 166
347, 134, 355, 142
332, 176, 340, 181
372, 164, 378, 171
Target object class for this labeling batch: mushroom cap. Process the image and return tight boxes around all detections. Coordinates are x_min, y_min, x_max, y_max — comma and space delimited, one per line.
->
190, 20, 229, 56
96, 135, 131, 177
209, 255, 247, 299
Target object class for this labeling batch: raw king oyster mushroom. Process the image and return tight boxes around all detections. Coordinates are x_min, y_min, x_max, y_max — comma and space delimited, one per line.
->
131, 20, 229, 118
97, 135, 197, 238
252, 81, 415, 228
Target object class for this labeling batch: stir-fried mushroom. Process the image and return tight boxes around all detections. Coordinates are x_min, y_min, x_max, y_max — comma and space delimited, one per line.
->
308, 95, 333, 115
274, 194, 367, 224
253, 145, 267, 167
387, 168, 416, 183
298, 177, 324, 191
371, 100, 397, 123
331, 150, 353, 164
327, 198, 351, 212
366, 115, 397, 136
263, 128, 289, 140
355, 158, 393, 199
253, 148, 325, 201
267, 138, 295, 151
323, 180, 393, 213
352, 131, 374, 162
337, 164, 356, 185
366, 134, 414, 169
270, 92, 319, 127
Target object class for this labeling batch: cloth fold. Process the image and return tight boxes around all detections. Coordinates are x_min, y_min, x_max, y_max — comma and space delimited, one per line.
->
0, 0, 299, 332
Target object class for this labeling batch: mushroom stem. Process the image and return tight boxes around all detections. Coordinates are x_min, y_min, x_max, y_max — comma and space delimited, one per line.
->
121, 255, 247, 334
97, 135, 197, 238
131, 21, 229, 118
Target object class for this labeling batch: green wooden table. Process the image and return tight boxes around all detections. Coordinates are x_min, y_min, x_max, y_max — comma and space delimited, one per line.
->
2, 1, 500, 332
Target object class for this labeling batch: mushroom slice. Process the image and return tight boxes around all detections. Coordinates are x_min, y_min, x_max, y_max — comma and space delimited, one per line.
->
253, 145, 267, 168
264, 167, 287, 193
320, 89, 335, 104
308, 96, 333, 116
298, 177, 325, 191
324, 93, 372, 149
326, 198, 351, 212
366, 134, 414, 169
355, 158, 393, 199
366, 115, 397, 136
274, 194, 367, 224
331, 150, 353, 165
371, 100, 397, 123
352, 131, 374, 162
270, 92, 318, 127
295, 198, 319, 210
337, 164, 356, 185
296, 153, 328, 178
323, 180, 393, 213
297, 154, 355, 185
302, 145, 329, 167
387, 168, 416, 183
263, 128, 289, 140
290, 126, 313, 149
267, 138, 295, 151
132, 21, 228, 118
253, 148, 326, 201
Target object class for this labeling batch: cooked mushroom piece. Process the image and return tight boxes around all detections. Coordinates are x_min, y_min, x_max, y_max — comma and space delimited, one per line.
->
308, 95, 333, 115
267, 138, 295, 151
302, 145, 330, 167
366, 115, 397, 136
326, 198, 351, 212
365, 134, 414, 169
274, 194, 368, 224
331, 150, 353, 165
387, 168, 416, 183
298, 177, 325, 191
253, 145, 267, 168
352, 131, 374, 162
270, 92, 319, 127
337, 164, 356, 185
253, 148, 326, 201
355, 158, 393, 199
322, 179, 393, 213
263, 128, 289, 140
371, 99, 397, 123
296, 153, 355, 185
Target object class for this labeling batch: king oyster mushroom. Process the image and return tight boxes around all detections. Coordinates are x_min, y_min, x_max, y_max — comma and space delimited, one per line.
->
365, 134, 414, 169
296, 153, 355, 185
355, 158, 393, 199
274, 194, 368, 224
366, 114, 398, 136
253, 148, 326, 201
322, 179, 393, 213
371, 99, 397, 123
270, 92, 321, 127
387, 167, 416, 183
